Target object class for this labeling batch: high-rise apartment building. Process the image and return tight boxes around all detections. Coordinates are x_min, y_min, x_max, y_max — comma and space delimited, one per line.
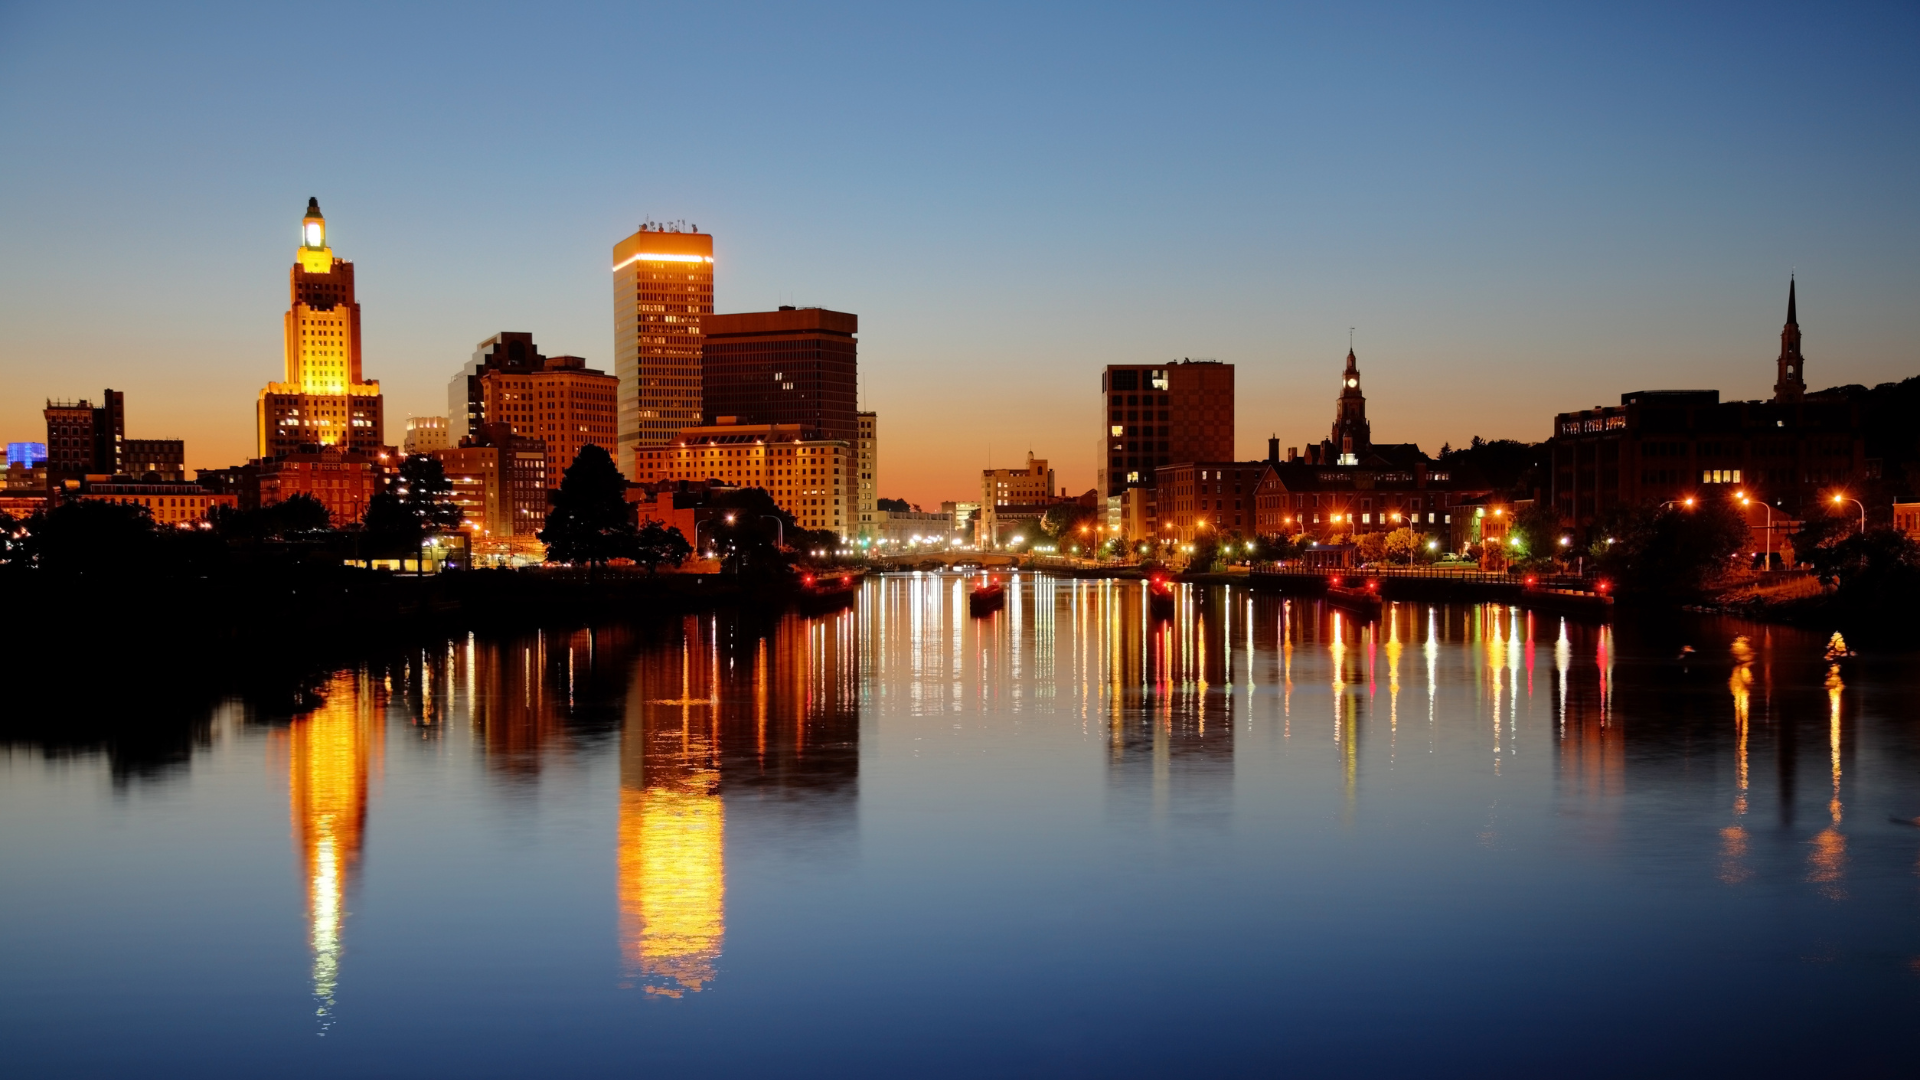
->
634, 420, 850, 536
43, 390, 123, 478
701, 307, 859, 442
449, 333, 617, 484
1097, 360, 1234, 497
613, 224, 713, 468
257, 199, 385, 458
855, 411, 877, 539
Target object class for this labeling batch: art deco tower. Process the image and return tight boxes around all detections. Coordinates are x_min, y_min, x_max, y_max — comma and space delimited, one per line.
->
613, 224, 714, 472
257, 198, 385, 457
1773, 277, 1807, 404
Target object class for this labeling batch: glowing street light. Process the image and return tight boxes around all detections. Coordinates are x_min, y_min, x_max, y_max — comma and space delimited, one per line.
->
1830, 492, 1866, 535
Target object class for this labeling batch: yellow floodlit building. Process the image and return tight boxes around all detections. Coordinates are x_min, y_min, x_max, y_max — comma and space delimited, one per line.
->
257, 198, 385, 458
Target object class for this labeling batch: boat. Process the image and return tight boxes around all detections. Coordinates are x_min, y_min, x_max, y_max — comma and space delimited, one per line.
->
1148, 574, 1176, 618
1324, 575, 1384, 618
968, 575, 1006, 615
796, 569, 860, 610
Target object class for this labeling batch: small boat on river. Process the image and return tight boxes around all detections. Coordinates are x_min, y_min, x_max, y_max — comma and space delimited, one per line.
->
796, 569, 860, 610
1148, 574, 1176, 618
969, 575, 1006, 615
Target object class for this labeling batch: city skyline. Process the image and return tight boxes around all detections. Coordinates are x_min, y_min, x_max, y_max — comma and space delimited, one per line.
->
4, 3, 1918, 510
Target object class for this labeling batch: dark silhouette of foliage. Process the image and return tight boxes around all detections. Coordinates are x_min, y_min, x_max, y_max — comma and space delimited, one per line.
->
876, 497, 911, 512
1592, 498, 1749, 595
700, 488, 802, 576
19, 500, 158, 573
539, 445, 636, 566
365, 455, 465, 555
634, 520, 692, 575
1437, 437, 1548, 497
211, 494, 333, 540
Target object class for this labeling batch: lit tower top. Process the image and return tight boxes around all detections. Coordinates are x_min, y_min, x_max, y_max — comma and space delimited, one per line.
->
1330, 347, 1370, 464
283, 197, 365, 395
298, 197, 332, 273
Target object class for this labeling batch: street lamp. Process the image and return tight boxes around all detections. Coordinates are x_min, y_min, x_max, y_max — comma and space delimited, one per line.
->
1736, 491, 1774, 568
1831, 493, 1866, 535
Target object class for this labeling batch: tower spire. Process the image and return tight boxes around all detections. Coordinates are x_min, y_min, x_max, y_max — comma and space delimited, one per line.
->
1772, 277, 1806, 405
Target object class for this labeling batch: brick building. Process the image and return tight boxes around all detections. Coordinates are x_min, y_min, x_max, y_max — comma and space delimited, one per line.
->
1549, 282, 1868, 534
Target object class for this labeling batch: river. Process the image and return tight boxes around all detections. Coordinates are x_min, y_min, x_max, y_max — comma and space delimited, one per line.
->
3, 572, 1916, 1077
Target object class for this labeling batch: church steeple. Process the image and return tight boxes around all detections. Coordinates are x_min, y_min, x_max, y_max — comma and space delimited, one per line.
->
1773, 277, 1806, 404
1330, 347, 1370, 464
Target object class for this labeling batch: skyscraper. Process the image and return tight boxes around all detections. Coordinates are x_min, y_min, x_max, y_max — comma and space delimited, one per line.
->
613, 224, 713, 470
700, 307, 859, 442
1097, 360, 1234, 497
448, 333, 617, 483
855, 411, 877, 539
257, 199, 385, 458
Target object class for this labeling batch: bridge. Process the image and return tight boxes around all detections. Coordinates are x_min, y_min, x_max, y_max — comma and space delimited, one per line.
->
869, 549, 1028, 569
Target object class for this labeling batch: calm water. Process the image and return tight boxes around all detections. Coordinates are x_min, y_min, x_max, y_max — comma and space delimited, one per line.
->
4, 574, 1918, 1077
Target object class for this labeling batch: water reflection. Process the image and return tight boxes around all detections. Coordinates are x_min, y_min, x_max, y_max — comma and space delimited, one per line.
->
275, 670, 385, 1033
11, 572, 1919, 1072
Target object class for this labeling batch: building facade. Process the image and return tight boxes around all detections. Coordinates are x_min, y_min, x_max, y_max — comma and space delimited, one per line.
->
43, 391, 124, 478
1252, 453, 1461, 544
256, 448, 383, 526
980, 454, 1056, 547
855, 411, 877, 540
478, 356, 616, 484
404, 416, 451, 455
257, 199, 385, 458
632, 420, 851, 536
613, 224, 713, 465
1155, 461, 1271, 543
1098, 360, 1234, 499
69, 479, 235, 525
700, 307, 859, 442
124, 439, 184, 481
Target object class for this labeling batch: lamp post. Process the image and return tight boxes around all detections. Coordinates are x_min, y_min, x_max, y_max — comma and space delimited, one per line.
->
1831, 493, 1866, 536
1736, 491, 1774, 568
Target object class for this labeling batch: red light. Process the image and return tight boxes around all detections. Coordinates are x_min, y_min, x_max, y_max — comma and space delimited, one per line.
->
842, 575, 850, 584
1525, 576, 1536, 586
803, 575, 814, 586
1597, 581, 1610, 593
1331, 576, 1341, 587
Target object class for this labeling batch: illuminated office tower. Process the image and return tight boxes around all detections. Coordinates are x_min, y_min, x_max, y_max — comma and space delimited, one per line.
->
613, 223, 713, 471
257, 198, 385, 458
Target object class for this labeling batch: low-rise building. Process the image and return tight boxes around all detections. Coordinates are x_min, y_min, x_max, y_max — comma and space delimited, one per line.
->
1253, 447, 1462, 544
124, 439, 185, 481
633, 420, 851, 537
257, 448, 385, 525
403, 416, 451, 455
69, 478, 236, 525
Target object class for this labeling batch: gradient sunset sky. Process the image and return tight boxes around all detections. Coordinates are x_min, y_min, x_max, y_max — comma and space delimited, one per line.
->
3, 1, 1917, 508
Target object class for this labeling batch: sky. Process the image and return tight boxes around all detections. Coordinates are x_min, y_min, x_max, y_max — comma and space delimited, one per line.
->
2, 0, 1918, 508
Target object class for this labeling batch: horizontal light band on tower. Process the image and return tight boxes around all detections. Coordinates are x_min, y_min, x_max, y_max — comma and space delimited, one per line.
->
612, 253, 715, 271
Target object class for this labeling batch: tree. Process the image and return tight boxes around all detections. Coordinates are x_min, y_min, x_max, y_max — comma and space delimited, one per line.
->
1040, 502, 1099, 543
19, 500, 157, 574
1356, 531, 1389, 563
634, 520, 692, 575
876, 497, 910, 512
211, 494, 332, 541
539, 444, 637, 566
1383, 526, 1429, 564
1593, 498, 1748, 595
